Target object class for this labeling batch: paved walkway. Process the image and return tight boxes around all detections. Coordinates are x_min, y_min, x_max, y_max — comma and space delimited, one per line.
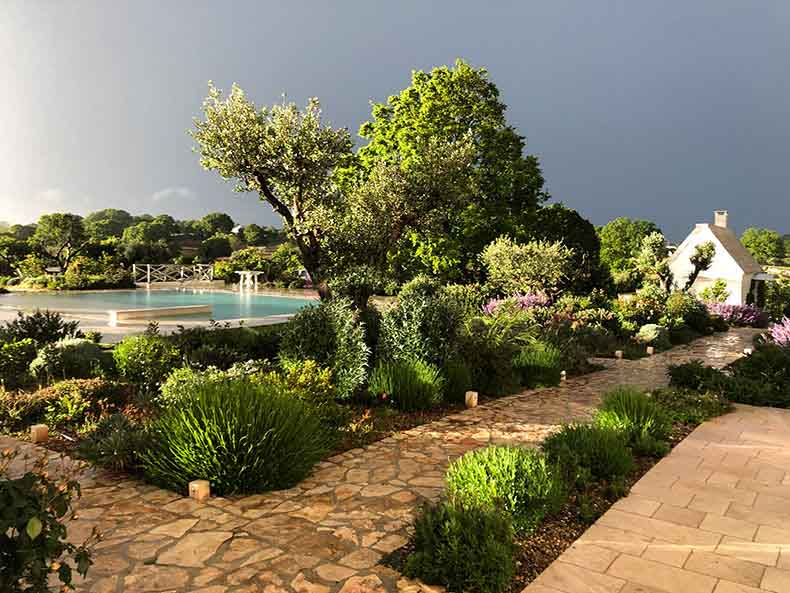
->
527, 404, 790, 593
0, 329, 757, 593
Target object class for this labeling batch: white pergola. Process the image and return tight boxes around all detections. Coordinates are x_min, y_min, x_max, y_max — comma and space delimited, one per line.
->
236, 270, 266, 291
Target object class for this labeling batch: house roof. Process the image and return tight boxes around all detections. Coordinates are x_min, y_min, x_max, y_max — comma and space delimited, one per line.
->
706, 224, 763, 274
670, 223, 763, 275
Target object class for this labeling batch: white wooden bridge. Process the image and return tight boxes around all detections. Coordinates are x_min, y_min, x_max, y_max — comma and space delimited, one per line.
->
132, 264, 214, 285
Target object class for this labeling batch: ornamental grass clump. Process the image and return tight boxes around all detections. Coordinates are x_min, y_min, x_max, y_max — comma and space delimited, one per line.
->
404, 500, 515, 593
512, 341, 563, 388
596, 387, 672, 457
140, 377, 332, 495
368, 358, 444, 411
445, 445, 565, 534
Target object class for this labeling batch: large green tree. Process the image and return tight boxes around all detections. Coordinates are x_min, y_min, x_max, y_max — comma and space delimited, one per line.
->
598, 217, 662, 292
191, 83, 474, 294
84, 209, 134, 240
192, 84, 353, 292
201, 212, 235, 235
32, 213, 89, 269
343, 60, 548, 282
741, 227, 785, 265
0, 235, 31, 276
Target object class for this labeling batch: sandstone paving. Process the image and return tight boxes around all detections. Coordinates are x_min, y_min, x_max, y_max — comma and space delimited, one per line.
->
0, 329, 764, 592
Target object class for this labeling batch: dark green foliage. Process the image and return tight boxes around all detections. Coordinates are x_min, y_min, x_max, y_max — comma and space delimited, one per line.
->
29, 338, 110, 383
368, 358, 445, 411
725, 345, 790, 407
457, 314, 532, 396
77, 414, 146, 472
512, 341, 563, 388
113, 334, 181, 393
0, 339, 36, 390
526, 204, 610, 294
596, 387, 672, 451
710, 314, 729, 332
542, 424, 634, 487
667, 360, 731, 392
169, 323, 282, 370
445, 446, 565, 534
379, 279, 465, 368
357, 305, 382, 360
404, 501, 515, 593
279, 298, 369, 400
140, 378, 331, 495
0, 310, 81, 346
669, 324, 701, 345
328, 265, 387, 309
669, 347, 790, 407
651, 388, 732, 425
0, 451, 93, 593
442, 357, 473, 403
440, 283, 489, 319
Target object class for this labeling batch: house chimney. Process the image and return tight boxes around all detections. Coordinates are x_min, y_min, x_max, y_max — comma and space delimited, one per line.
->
714, 210, 728, 228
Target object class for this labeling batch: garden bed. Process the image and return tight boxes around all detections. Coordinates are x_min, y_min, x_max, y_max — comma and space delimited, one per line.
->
382, 420, 697, 591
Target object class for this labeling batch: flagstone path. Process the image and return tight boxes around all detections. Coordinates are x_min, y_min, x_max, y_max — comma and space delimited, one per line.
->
1, 329, 759, 593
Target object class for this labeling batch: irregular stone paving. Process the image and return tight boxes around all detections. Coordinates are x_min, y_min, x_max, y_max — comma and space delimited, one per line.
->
526, 404, 790, 593
0, 329, 757, 593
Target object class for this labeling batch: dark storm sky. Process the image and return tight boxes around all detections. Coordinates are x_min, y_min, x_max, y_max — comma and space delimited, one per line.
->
2, 1, 788, 241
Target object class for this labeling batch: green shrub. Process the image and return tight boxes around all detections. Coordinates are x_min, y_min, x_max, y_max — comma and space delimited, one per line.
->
710, 314, 729, 332
29, 338, 110, 382
36, 379, 130, 430
0, 450, 92, 593
140, 377, 332, 495
542, 424, 634, 487
279, 298, 369, 400
368, 358, 444, 411
596, 387, 671, 450
440, 283, 488, 319
442, 357, 473, 403
0, 310, 81, 346
651, 388, 732, 425
157, 366, 230, 408
699, 279, 730, 303
170, 323, 282, 370
379, 281, 465, 367
77, 414, 146, 472
512, 341, 563, 388
113, 334, 181, 393
668, 324, 701, 345
446, 446, 565, 533
667, 360, 730, 392
0, 339, 37, 390
662, 291, 710, 333
635, 324, 671, 350
725, 345, 790, 407
457, 314, 533, 396
481, 236, 575, 297
328, 265, 387, 309
404, 501, 515, 593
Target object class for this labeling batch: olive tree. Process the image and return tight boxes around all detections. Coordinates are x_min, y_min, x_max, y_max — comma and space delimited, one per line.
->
481, 236, 575, 297
191, 83, 353, 293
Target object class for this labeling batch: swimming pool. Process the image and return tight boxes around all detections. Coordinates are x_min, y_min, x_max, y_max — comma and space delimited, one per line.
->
0, 289, 314, 322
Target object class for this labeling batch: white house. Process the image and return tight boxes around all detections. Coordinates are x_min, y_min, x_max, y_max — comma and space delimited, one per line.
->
668, 210, 773, 305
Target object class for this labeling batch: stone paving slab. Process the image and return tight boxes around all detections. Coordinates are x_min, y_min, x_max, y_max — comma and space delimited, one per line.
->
0, 329, 757, 593
523, 403, 790, 593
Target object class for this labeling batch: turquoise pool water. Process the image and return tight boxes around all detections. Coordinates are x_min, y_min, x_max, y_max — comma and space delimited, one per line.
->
0, 290, 313, 321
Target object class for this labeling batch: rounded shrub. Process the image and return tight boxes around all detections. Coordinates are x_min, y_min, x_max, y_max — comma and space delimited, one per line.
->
279, 298, 369, 400
157, 366, 230, 408
635, 324, 671, 350
0, 338, 37, 390
404, 500, 515, 593
368, 358, 444, 411
446, 445, 565, 534
512, 341, 563, 388
442, 357, 473, 403
113, 334, 181, 393
29, 338, 110, 382
595, 387, 672, 449
542, 424, 634, 486
139, 377, 332, 495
